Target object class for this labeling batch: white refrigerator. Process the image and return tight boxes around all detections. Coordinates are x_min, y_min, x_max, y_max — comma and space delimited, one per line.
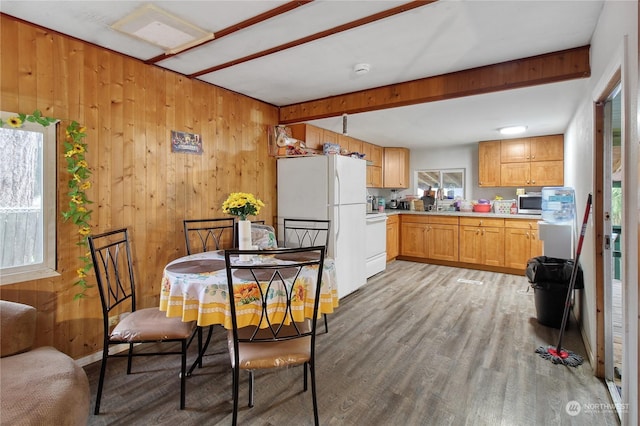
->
277, 155, 367, 298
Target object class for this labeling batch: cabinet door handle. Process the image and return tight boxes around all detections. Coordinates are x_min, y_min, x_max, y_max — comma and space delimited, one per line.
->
531, 180, 536, 184
526, 232, 530, 240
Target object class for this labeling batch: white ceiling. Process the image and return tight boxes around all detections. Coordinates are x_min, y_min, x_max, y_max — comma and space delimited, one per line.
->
1, 0, 604, 149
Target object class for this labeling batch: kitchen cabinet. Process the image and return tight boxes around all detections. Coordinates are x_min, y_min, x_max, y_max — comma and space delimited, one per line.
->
478, 141, 501, 187
529, 161, 564, 186
340, 134, 363, 154
500, 138, 531, 163
322, 129, 339, 145
459, 217, 505, 267
500, 135, 564, 186
500, 161, 563, 187
288, 123, 323, 151
400, 215, 458, 261
363, 143, 383, 167
383, 147, 410, 189
529, 135, 564, 161
367, 166, 383, 188
363, 142, 383, 187
504, 219, 542, 270
400, 216, 428, 258
386, 214, 399, 261
479, 134, 564, 187
428, 216, 459, 261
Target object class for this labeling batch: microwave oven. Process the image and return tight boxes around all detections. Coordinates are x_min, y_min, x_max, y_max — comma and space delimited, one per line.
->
517, 193, 542, 214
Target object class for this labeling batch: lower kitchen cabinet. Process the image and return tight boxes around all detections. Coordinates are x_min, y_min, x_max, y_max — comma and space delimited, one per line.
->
400, 215, 458, 261
504, 219, 542, 270
396, 214, 541, 274
400, 218, 428, 258
459, 217, 505, 266
427, 220, 459, 262
386, 215, 399, 261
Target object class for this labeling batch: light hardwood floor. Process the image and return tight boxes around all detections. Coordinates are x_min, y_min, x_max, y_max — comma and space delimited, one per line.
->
84, 261, 619, 425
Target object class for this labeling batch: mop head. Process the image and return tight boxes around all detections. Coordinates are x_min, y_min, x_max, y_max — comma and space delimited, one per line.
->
536, 345, 584, 367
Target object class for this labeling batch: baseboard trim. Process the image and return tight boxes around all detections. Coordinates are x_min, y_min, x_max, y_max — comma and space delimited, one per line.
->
76, 343, 133, 367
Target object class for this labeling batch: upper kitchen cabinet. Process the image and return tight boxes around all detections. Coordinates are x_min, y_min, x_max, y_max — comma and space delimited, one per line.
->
480, 134, 564, 187
478, 141, 501, 187
289, 123, 323, 151
501, 138, 530, 163
339, 134, 363, 154
501, 135, 564, 163
322, 129, 339, 145
529, 134, 564, 161
383, 147, 410, 189
363, 142, 383, 188
363, 143, 383, 167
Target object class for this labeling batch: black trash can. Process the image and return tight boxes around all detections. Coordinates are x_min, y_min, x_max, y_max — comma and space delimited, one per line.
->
526, 256, 584, 329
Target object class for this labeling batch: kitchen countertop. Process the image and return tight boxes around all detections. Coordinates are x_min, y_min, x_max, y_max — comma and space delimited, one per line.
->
383, 209, 542, 220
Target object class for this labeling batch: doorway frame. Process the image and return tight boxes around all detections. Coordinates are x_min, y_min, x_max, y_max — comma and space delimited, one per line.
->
594, 69, 621, 381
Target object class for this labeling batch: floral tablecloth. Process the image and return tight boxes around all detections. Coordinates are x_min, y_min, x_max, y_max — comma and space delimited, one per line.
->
159, 250, 338, 328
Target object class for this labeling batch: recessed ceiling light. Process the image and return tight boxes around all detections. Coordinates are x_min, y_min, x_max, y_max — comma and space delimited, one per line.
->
111, 4, 213, 54
499, 125, 527, 135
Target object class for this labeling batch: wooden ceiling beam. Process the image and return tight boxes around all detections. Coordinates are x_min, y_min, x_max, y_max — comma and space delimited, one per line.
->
279, 45, 591, 124
146, 0, 314, 64
189, 0, 435, 78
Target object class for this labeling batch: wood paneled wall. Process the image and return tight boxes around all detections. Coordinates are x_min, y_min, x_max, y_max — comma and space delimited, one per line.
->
0, 15, 279, 359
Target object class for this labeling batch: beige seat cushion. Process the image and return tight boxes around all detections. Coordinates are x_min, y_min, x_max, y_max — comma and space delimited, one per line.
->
110, 307, 196, 342
0, 300, 36, 357
0, 346, 90, 426
227, 322, 312, 369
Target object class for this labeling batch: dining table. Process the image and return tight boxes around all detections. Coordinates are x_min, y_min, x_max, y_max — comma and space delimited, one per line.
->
159, 249, 339, 330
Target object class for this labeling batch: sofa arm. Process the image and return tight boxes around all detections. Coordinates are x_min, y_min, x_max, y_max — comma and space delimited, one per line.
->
1, 300, 37, 357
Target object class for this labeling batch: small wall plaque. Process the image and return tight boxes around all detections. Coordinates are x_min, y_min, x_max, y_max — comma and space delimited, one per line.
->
171, 130, 202, 154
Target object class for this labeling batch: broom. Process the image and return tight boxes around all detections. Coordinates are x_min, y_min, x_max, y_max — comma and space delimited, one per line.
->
535, 193, 592, 367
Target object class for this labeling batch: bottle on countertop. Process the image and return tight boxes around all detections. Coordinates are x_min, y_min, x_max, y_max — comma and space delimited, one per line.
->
510, 201, 517, 215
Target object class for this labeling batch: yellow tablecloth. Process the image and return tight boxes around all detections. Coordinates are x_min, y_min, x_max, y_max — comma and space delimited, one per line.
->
159, 250, 339, 328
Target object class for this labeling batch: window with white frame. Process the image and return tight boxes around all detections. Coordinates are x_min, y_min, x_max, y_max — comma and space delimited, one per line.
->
415, 168, 465, 199
0, 112, 59, 284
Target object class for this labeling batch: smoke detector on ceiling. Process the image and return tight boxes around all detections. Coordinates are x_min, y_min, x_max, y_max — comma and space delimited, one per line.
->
353, 63, 371, 75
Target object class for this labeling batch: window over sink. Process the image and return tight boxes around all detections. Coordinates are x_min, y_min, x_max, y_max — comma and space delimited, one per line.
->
415, 168, 465, 199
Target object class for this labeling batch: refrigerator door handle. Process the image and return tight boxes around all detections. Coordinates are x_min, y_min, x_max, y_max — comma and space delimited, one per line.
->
335, 167, 341, 206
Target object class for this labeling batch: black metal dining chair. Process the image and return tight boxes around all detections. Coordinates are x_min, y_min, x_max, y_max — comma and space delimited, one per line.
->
223, 246, 326, 426
88, 228, 199, 414
183, 218, 236, 254
283, 218, 330, 249
183, 218, 237, 372
283, 218, 331, 333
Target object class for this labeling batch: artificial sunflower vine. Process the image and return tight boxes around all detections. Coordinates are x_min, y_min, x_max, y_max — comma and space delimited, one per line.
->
0, 110, 93, 299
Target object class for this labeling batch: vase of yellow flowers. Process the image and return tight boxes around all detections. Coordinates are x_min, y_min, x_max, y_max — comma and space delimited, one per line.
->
222, 192, 265, 260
